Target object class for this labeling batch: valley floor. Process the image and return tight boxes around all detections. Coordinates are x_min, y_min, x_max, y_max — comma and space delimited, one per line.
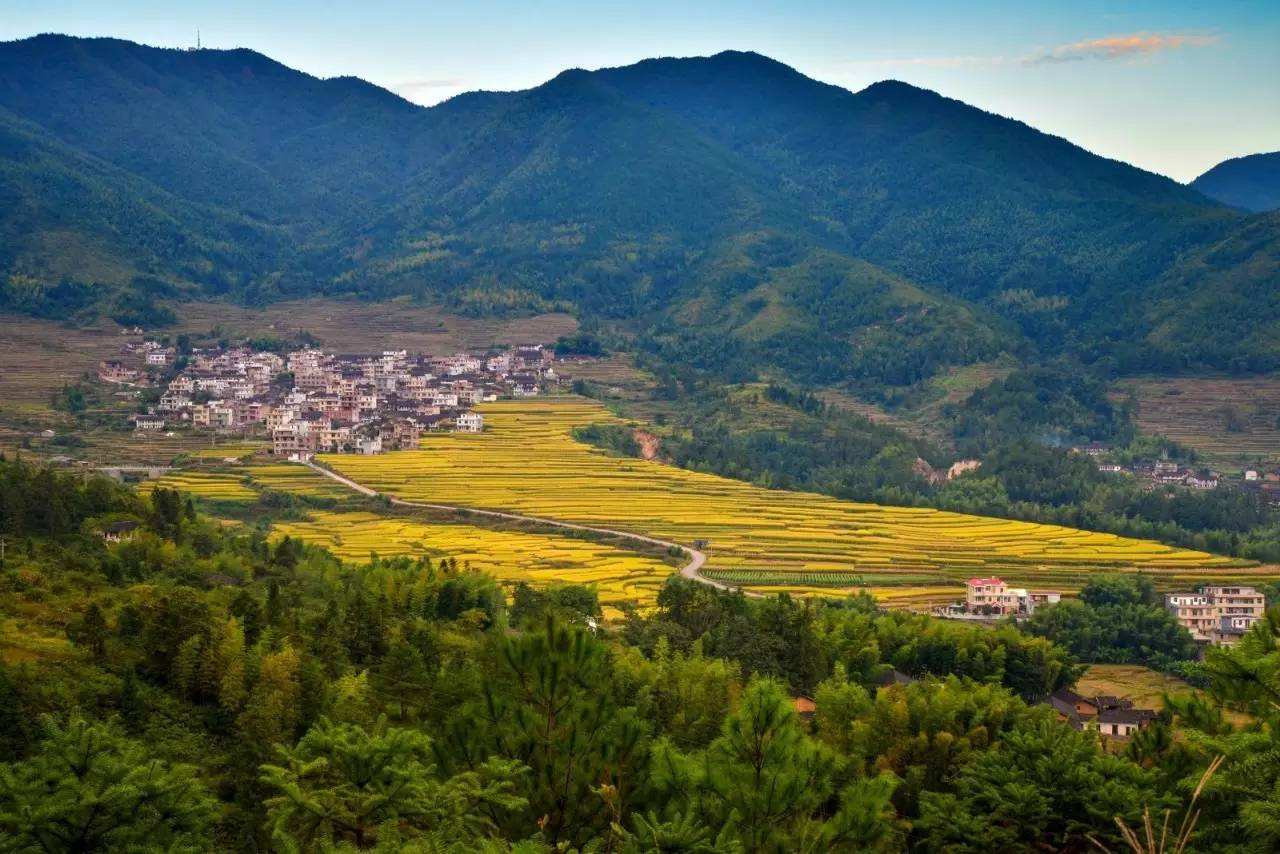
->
258, 398, 1268, 608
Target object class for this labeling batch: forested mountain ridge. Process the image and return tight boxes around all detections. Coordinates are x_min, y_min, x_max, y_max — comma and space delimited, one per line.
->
1, 35, 1276, 379
1192, 150, 1280, 212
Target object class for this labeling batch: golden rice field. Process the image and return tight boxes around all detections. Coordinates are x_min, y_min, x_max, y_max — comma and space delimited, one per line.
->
144, 463, 358, 503
308, 400, 1264, 605
188, 443, 266, 461
272, 511, 674, 610
245, 463, 353, 499
140, 471, 258, 502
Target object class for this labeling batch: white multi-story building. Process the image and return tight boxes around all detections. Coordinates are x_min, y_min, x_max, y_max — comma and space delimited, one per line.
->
1165, 593, 1217, 639
1166, 586, 1266, 643
455, 411, 484, 433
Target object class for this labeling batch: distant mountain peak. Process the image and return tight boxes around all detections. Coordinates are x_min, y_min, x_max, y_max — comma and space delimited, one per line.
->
1192, 151, 1280, 212
705, 49, 790, 67
858, 78, 938, 99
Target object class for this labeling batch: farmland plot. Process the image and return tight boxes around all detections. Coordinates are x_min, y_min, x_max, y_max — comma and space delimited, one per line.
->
272, 510, 674, 608
140, 471, 258, 501
315, 400, 1260, 605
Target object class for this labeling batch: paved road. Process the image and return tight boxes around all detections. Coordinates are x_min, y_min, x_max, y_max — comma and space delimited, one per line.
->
301, 461, 738, 592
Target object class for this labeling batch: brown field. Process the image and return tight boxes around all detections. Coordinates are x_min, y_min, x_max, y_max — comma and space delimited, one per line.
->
564, 353, 657, 398
0, 314, 123, 408
1114, 374, 1280, 467
817, 389, 937, 441
1076, 663, 1194, 710
1077, 663, 1253, 726
173, 299, 577, 355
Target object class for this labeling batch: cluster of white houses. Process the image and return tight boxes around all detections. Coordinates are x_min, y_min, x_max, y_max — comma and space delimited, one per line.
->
100, 341, 561, 459
954, 574, 1266, 647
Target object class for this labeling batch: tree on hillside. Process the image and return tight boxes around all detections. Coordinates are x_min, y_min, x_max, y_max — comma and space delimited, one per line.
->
371, 638, 431, 720
260, 717, 527, 850
1025, 574, 1196, 668
65, 601, 108, 662
0, 716, 215, 852
1164, 611, 1280, 851
915, 719, 1161, 852
440, 615, 648, 846
649, 676, 900, 852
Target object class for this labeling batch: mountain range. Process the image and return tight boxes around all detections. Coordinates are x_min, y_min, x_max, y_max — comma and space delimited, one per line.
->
1192, 151, 1280, 213
1, 34, 1276, 384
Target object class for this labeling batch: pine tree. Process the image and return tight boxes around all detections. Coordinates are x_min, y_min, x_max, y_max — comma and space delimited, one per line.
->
238, 644, 303, 751
265, 578, 283, 627
67, 602, 109, 661
699, 677, 837, 850
218, 616, 248, 714
228, 587, 264, 643
171, 633, 206, 701
463, 615, 640, 845
0, 664, 28, 761
117, 669, 145, 733
372, 639, 429, 720
0, 716, 215, 852
260, 717, 527, 850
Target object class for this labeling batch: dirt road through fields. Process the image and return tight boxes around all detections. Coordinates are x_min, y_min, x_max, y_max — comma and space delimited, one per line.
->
301, 461, 734, 592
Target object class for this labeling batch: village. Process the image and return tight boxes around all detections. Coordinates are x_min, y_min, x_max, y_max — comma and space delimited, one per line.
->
1071, 442, 1280, 505
98, 339, 564, 460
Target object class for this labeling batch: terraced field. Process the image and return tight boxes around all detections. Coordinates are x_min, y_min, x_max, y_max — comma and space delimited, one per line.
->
312, 400, 1262, 605
140, 471, 258, 501
144, 462, 364, 503
246, 463, 353, 499
1114, 374, 1280, 467
272, 510, 674, 609
188, 443, 266, 461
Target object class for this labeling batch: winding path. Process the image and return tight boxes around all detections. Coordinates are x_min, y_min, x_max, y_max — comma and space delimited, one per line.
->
300, 461, 736, 592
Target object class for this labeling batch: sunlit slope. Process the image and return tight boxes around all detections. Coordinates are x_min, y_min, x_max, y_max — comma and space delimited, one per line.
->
272, 511, 674, 607
318, 400, 1254, 598
140, 471, 258, 501
143, 465, 352, 502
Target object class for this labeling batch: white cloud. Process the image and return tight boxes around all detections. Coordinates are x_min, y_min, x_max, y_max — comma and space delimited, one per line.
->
1023, 32, 1220, 65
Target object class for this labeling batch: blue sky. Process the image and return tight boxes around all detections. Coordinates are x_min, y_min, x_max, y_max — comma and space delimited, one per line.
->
3, 1, 1277, 181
